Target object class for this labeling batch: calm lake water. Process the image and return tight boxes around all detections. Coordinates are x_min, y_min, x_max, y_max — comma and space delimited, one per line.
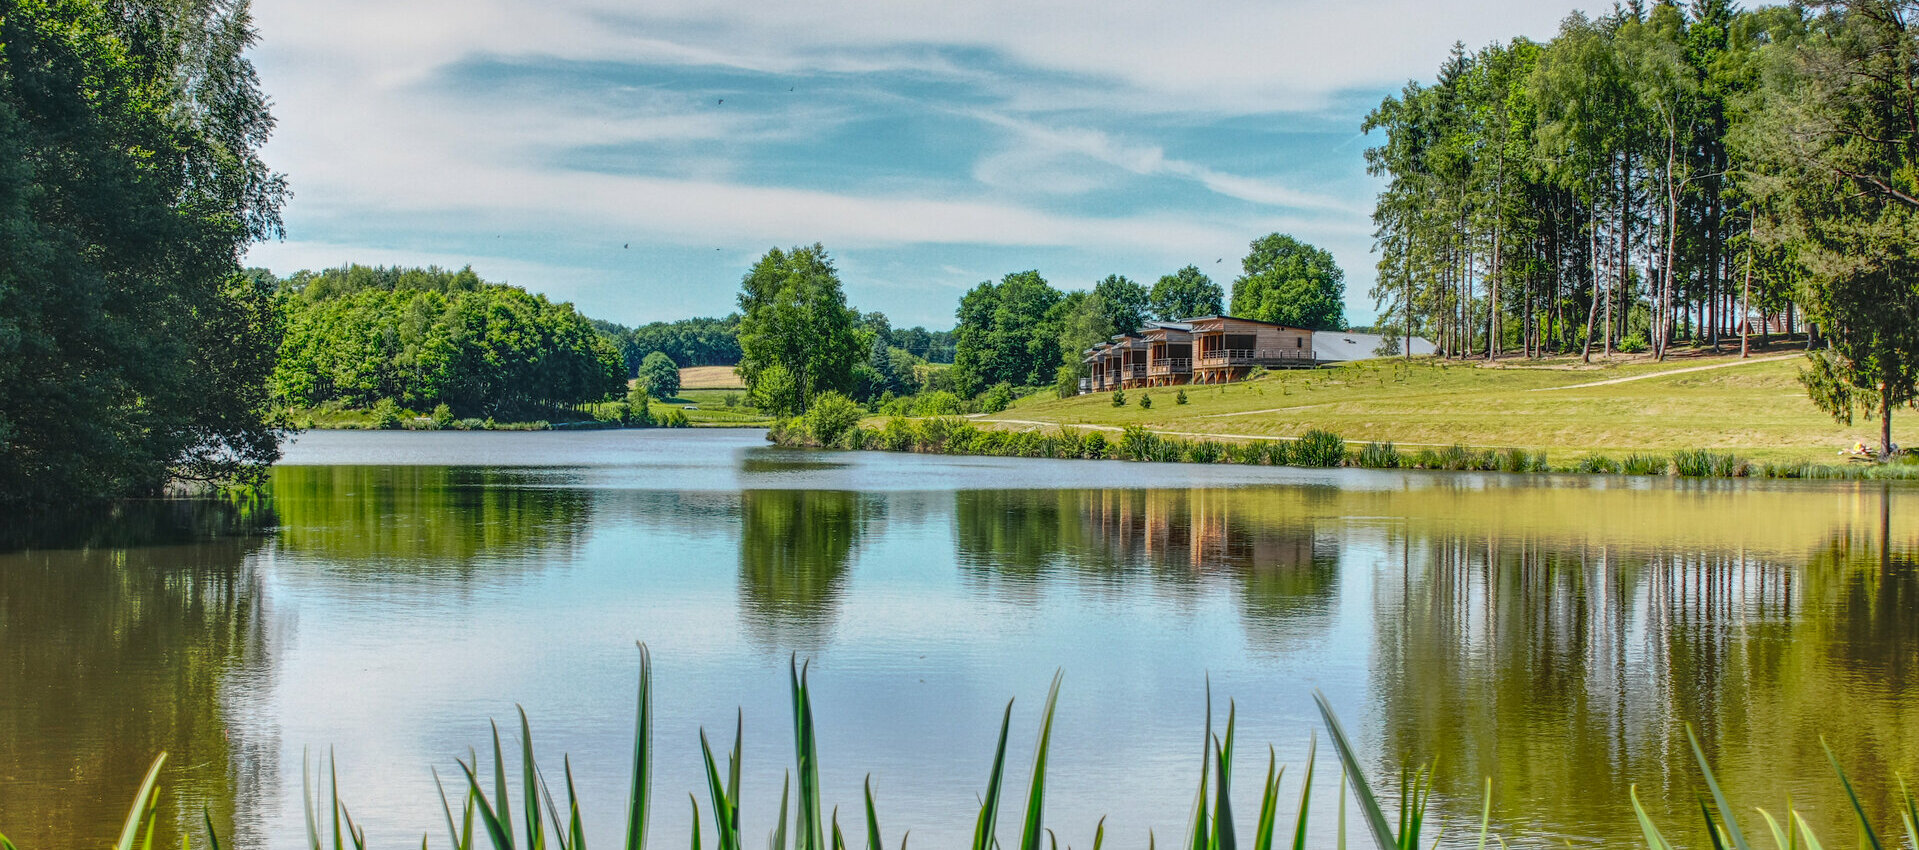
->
3, 429, 1916, 848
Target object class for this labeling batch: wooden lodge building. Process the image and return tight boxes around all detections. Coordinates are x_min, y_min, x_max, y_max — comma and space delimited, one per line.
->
1081, 315, 1315, 393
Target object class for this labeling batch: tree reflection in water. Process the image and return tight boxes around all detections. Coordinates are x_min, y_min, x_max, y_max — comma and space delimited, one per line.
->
0, 500, 274, 850
1370, 485, 1919, 847
737, 489, 880, 649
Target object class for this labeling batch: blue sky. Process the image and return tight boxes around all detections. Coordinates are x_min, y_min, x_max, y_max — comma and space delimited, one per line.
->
243, 0, 1589, 329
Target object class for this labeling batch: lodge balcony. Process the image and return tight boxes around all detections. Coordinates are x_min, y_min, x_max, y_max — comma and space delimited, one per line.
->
1147, 357, 1192, 377
1195, 348, 1314, 367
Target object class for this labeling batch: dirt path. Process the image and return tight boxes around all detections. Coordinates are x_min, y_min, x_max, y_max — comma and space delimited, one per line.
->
1530, 354, 1796, 391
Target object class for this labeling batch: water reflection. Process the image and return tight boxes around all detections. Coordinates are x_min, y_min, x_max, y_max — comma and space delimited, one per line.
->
953, 488, 1341, 644
270, 465, 592, 573
0, 506, 271, 849
1369, 492, 1919, 846
737, 489, 880, 648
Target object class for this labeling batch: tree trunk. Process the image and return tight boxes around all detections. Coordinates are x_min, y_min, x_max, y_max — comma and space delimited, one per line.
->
1882, 380, 1896, 461
1583, 212, 1600, 363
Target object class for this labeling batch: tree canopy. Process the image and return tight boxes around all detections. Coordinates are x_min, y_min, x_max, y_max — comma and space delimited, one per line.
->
1150, 266, 1225, 320
271, 265, 627, 416
1231, 234, 1348, 330
953, 270, 1063, 395
736, 244, 862, 416
1, 0, 288, 507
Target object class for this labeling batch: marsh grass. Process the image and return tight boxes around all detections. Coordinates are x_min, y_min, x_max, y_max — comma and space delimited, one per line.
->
25, 645, 1919, 850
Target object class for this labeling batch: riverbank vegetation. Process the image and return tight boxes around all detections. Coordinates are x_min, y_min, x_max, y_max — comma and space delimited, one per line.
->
1, 0, 288, 509
29, 647, 1918, 850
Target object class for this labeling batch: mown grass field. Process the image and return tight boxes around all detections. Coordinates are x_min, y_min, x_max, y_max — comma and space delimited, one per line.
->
991, 348, 1913, 463
661, 387, 771, 426
679, 365, 746, 389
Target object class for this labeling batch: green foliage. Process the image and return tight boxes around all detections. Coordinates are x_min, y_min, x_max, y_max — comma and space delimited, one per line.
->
599, 315, 742, 375
432, 403, 456, 430
1175, 389, 1189, 405
954, 271, 1064, 395
1111, 390, 1126, 407
737, 245, 862, 416
1138, 393, 1153, 409
658, 407, 691, 428
1230, 234, 1347, 331
371, 399, 403, 431
1149, 266, 1224, 320
1291, 430, 1347, 467
983, 383, 1015, 414
1054, 366, 1081, 400
0, 0, 289, 507
626, 385, 657, 426
640, 352, 683, 399
273, 266, 626, 419
800, 392, 864, 446
1357, 441, 1402, 468
1576, 454, 1621, 474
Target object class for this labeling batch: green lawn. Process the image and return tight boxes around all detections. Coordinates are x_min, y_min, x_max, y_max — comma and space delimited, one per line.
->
658, 387, 772, 427
991, 349, 1911, 463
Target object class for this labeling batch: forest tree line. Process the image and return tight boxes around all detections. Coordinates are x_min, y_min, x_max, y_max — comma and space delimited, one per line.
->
590, 315, 955, 378
269, 265, 627, 417
1365, 0, 1919, 451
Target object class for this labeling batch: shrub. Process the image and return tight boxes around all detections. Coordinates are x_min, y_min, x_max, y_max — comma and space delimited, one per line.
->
456, 418, 487, 431
1576, 455, 1621, 474
1185, 440, 1223, 463
1111, 389, 1126, 407
1498, 448, 1547, 473
1670, 449, 1749, 478
983, 382, 1014, 413
800, 392, 863, 445
915, 391, 965, 417
1139, 393, 1153, 409
1621, 454, 1667, 475
1083, 431, 1109, 460
1117, 425, 1161, 461
1357, 441, 1401, 469
639, 352, 682, 398
371, 398, 402, 430
1227, 442, 1266, 465
723, 392, 741, 409
1617, 332, 1649, 354
1263, 440, 1293, 466
1292, 429, 1346, 467
1175, 389, 1188, 405
1055, 366, 1081, 400
658, 407, 690, 428
431, 403, 456, 429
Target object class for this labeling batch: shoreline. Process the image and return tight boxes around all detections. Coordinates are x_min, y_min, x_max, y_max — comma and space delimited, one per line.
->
770, 415, 1919, 482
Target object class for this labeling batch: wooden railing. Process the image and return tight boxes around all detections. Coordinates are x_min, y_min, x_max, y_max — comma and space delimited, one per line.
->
1148, 357, 1192, 374
1196, 348, 1313, 366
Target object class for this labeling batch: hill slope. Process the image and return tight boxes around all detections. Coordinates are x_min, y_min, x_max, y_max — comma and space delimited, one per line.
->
988, 351, 1910, 462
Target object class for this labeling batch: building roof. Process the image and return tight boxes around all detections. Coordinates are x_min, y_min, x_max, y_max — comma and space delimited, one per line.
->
1179, 315, 1314, 332
1312, 331, 1437, 362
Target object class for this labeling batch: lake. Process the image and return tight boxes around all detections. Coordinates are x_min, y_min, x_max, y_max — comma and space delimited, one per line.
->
2, 429, 1915, 848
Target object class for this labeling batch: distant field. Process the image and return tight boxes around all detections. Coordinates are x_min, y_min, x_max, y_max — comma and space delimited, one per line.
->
987, 347, 1914, 463
680, 365, 745, 389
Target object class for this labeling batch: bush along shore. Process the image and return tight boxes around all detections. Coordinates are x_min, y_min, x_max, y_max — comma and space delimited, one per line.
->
769, 399, 1919, 482
25, 645, 1919, 850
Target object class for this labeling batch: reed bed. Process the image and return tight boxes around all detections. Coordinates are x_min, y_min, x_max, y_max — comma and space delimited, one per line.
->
772, 416, 1919, 481
10, 645, 1916, 850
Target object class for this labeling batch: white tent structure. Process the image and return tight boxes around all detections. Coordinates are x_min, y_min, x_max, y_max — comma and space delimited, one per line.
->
1312, 331, 1437, 362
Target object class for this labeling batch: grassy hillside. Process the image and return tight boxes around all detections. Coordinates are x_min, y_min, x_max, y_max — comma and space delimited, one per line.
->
989, 350, 1912, 462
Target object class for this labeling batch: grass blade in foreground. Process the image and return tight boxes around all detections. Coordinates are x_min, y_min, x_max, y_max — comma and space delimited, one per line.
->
972, 700, 1015, 850
1311, 691, 1397, 850
1019, 671, 1064, 850
114, 753, 167, 850
631, 642, 655, 850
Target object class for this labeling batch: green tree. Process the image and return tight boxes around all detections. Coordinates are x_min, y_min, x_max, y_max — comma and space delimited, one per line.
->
638, 351, 682, 399
1231, 234, 1349, 330
1740, 0, 1919, 458
1092, 274, 1151, 333
1149, 266, 1224, 320
0, 0, 290, 507
952, 270, 1062, 395
735, 244, 861, 416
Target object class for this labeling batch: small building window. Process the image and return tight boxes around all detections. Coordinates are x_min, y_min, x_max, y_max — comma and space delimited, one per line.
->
1296, 337, 1302, 348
